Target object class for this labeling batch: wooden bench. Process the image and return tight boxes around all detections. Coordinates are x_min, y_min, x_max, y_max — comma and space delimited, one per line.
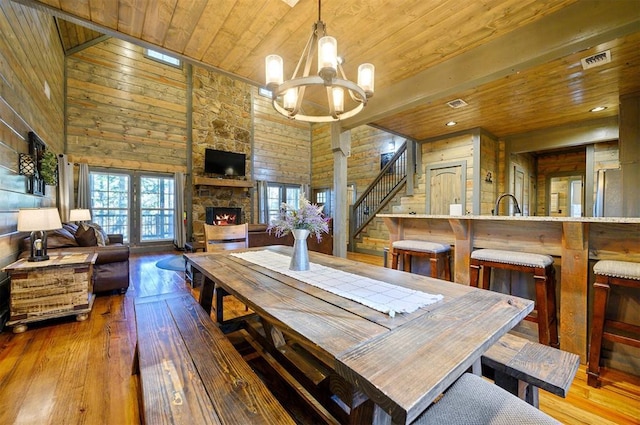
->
481, 332, 580, 407
133, 292, 295, 424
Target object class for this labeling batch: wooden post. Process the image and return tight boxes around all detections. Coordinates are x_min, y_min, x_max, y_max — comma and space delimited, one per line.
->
561, 221, 589, 361
332, 123, 350, 258
449, 218, 472, 284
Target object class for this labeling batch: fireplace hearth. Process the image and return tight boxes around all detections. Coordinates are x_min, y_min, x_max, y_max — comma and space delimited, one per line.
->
206, 207, 242, 225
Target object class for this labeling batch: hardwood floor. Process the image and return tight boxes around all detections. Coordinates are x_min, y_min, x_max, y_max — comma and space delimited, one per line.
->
0, 251, 638, 424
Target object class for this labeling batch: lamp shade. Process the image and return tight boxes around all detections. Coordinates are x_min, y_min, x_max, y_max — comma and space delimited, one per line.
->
17, 208, 63, 232
69, 208, 92, 222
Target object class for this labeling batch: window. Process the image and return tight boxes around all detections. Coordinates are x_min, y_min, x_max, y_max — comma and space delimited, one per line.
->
145, 49, 181, 68
90, 171, 130, 241
313, 187, 332, 217
89, 170, 175, 244
140, 176, 175, 241
265, 183, 301, 223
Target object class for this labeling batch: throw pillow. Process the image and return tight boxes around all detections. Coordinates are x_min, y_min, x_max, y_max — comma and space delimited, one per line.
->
83, 223, 110, 246
75, 225, 98, 247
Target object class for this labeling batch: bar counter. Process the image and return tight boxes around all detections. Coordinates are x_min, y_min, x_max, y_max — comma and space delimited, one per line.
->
379, 214, 640, 362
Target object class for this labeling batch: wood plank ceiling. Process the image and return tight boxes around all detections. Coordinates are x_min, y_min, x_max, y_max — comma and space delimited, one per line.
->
15, 0, 640, 142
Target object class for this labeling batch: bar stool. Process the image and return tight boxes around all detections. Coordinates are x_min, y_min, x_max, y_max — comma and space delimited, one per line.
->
469, 249, 559, 348
391, 240, 451, 280
587, 260, 640, 388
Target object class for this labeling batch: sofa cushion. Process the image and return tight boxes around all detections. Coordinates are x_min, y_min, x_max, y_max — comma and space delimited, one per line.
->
75, 225, 98, 246
78, 223, 110, 246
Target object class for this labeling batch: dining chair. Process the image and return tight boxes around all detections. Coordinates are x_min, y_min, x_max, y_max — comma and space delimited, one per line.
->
203, 223, 249, 325
204, 223, 248, 252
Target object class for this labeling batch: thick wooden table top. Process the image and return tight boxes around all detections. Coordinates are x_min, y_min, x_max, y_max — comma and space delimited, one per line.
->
3, 253, 98, 271
185, 246, 533, 424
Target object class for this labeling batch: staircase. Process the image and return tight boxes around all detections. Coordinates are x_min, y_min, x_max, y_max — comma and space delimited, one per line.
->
349, 142, 409, 252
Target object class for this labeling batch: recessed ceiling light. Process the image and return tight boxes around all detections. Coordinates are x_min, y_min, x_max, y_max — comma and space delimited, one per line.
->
590, 106, 607, 112
445, 121, 457, 127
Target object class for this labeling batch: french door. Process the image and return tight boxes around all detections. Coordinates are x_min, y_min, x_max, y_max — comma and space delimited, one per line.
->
89, 170, 175, 245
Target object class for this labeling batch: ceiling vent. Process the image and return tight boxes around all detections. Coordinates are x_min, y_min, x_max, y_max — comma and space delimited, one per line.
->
446, 98, 468, 109
581, 50, 611, 70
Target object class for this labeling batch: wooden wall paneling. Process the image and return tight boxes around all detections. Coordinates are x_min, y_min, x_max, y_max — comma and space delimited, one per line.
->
473, 219, 563, 257
311, 124, 332, 189
65, 38, 187, 172
0, 1, 64, 329
252, 89, 311, 185
0, 2, 64, 153
479, 132, 499, 215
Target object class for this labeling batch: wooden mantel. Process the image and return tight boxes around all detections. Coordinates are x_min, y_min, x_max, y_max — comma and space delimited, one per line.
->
193, 176, 253, 188
378, 214, 640, 365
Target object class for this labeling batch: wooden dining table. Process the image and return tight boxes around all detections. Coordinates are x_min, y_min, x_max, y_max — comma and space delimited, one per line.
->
185, 245, 533, 425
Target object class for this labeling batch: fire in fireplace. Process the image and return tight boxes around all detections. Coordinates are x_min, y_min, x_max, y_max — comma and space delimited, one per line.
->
206, 207, 242, 225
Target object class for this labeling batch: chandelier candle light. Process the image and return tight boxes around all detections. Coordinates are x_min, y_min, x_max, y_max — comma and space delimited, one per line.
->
265, 0, 374, 122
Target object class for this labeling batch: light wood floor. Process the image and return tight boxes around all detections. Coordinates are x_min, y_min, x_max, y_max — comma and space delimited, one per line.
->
0, 251, 638, 424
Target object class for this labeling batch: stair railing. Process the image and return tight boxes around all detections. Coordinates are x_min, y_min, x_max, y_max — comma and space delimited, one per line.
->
349, 142, 408, 248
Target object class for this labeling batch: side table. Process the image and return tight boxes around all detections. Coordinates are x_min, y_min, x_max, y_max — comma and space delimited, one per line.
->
3, 253, 98, 333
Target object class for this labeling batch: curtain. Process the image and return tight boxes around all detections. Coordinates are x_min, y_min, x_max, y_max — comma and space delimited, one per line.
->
257, 180, 269, 223
173, 172, 186, 249
77, 163, 90, 209
57, 154, 74, 222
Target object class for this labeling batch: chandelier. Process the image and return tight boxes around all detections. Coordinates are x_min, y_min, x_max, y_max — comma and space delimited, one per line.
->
265, 0, 374, 122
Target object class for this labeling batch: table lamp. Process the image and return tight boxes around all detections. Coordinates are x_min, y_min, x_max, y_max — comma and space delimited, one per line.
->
69, 208, 92, 223
17, 207, 63, 262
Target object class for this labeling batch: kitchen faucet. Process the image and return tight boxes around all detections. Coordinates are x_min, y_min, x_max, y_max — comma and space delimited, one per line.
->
493, 193, 522, 216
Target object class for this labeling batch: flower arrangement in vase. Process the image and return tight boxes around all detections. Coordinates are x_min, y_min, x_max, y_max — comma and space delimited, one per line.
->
268, 194, 330, 270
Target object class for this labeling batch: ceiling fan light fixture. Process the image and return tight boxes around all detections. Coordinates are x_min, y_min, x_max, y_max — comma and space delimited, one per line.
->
264, 0, 374, 122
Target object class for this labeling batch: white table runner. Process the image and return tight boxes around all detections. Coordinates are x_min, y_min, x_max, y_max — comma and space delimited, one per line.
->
230, 250, 443, 317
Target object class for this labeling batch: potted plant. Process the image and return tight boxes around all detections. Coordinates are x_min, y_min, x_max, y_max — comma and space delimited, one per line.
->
40, 150, 58, 186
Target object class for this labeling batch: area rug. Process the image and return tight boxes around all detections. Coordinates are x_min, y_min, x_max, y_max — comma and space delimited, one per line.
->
155, 255, 185, 271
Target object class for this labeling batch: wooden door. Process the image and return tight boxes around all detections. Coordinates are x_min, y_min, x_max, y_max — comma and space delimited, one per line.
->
429, 165, 463, 215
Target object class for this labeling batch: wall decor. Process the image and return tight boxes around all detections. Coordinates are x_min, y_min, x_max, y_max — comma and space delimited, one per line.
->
26, 132, 46, 195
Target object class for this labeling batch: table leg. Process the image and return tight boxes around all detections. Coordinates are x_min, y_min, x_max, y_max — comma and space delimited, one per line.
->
12, 324, 27, 334
199, 277, 215, 315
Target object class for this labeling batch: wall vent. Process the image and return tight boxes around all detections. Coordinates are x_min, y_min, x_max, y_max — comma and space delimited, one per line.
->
581, 50, 611, 70
446, 98, 468, 109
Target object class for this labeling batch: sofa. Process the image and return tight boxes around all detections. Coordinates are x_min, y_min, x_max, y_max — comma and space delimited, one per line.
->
20, 222, 130, 294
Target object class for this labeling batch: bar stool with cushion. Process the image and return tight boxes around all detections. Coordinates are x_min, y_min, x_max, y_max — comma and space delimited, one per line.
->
414, 373, 560, 424
469, 249, 559, 348
391, 240, 451, 280
587, 260, 640, 387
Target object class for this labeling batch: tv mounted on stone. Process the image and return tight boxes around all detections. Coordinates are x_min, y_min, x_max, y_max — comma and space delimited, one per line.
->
204, 148, 246, 177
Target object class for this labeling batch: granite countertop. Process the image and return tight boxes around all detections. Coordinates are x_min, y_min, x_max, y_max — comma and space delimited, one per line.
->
377, 214, 640, 224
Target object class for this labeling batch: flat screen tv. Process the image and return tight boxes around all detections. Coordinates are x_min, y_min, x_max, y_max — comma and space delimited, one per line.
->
204, 149, 246, 177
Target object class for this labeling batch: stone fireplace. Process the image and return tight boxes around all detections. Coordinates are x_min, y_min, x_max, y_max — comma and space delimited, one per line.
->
206, 207, 242, 225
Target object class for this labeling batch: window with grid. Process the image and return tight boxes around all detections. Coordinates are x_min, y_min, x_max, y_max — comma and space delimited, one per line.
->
266, 183, 301, 224
90, 171, 130, 241
140, 176, 175, 241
